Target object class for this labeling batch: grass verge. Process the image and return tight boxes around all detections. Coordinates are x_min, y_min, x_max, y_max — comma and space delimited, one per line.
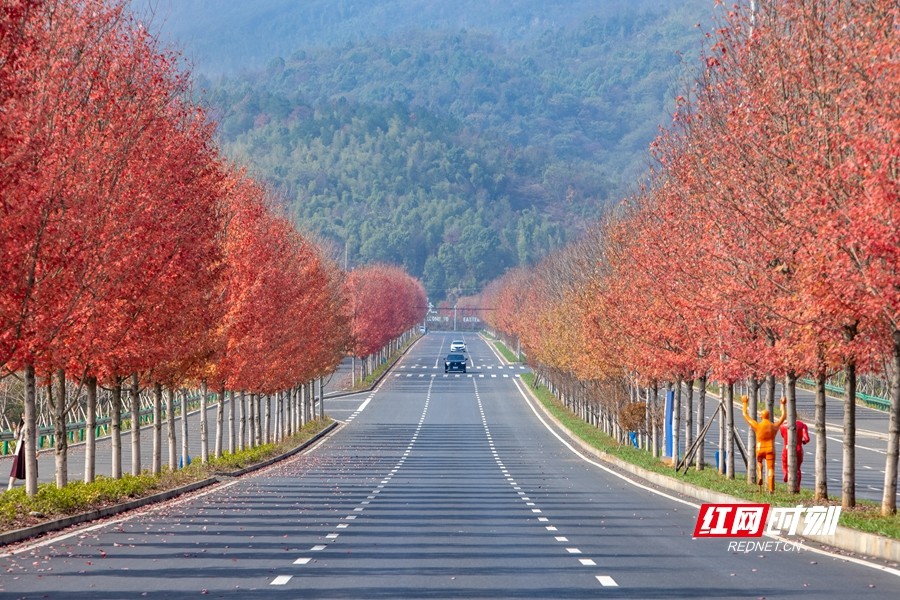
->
0, 418, 331, 533
481, 331, 522, 363
493, 341, 520, 363
521, 371, 900, 540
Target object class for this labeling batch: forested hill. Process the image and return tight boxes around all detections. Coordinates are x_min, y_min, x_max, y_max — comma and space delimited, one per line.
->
146, 1, 713, 300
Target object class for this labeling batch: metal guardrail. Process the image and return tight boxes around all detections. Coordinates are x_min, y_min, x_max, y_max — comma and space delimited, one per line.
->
0, 393, 208, 454
797, 378, 889, 410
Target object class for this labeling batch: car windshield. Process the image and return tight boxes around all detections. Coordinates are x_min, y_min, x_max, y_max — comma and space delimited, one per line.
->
446, 354, 464, 361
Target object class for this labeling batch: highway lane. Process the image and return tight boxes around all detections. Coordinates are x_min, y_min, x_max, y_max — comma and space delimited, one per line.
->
0, 334, 897, 598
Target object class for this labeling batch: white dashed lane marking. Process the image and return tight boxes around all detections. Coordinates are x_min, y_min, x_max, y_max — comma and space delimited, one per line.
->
280, 377, 436, 587
472, 378, 617, 589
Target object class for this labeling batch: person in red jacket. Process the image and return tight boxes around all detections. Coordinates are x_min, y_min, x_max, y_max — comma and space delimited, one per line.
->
780, 419, 811, 484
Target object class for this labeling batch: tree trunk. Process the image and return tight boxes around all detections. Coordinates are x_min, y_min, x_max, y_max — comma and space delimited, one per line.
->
696, 375, 706, 471
281, 390, 287, 438
130, 373, 141, 476
650, 384, 659, 458
24, 364, 38, 496
300, 383, 307, 426
725, 382, 735, 479
718, 385, 725, 475
248, 393, 256, 448
765, 372, 776, 417
747, 377, 758, 485
672, 377, 681, 464
275, 391, 281, 441
111, 378, 122, 479
301, 385, 307, 427
53, 369, 67, 488
815, 367, 828, 500
200, 381, 208, 463
180, 389, 189, 468
684, 378, 694, 461
842, 358, 857, 508
264, 393, 271, 444
289, 386, 295, 432
882, 327, 900, 515
286, 387, 293, 436
319, 377, 325, 420
239, 391, 246, 451
228, 390, 236, 455
152, 382, 162, 475
215, 384, 224, 458
84, 376, 97, 483
167, 387, 177, 471
252, 394, 262, 447
785, 372, 799, 493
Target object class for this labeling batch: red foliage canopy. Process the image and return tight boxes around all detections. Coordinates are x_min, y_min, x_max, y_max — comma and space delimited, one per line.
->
345, 265, 426, 358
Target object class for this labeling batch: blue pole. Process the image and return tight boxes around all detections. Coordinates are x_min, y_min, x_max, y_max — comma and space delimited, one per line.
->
664, 390, 674, 458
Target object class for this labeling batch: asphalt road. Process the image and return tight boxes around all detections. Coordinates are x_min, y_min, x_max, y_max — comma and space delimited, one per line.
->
1, 333, 898, 598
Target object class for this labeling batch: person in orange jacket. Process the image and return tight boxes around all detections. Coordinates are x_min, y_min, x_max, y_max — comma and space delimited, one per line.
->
780, 418, 811, 485
741, 396, 786, 492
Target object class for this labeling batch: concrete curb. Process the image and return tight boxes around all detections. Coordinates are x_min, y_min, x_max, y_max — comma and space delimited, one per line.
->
520, 376, 900, 565
0, 421, 340, 547
220, 421, 338, 478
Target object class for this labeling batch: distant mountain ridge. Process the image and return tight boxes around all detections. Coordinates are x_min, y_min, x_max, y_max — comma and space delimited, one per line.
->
140, 0, 708, 76
139, 0, 714, 300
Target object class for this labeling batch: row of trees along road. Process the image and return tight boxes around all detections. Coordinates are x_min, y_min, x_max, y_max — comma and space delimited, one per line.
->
483, 0, 899, 515
0, 0, 425, 497
345, 264, 427, 384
